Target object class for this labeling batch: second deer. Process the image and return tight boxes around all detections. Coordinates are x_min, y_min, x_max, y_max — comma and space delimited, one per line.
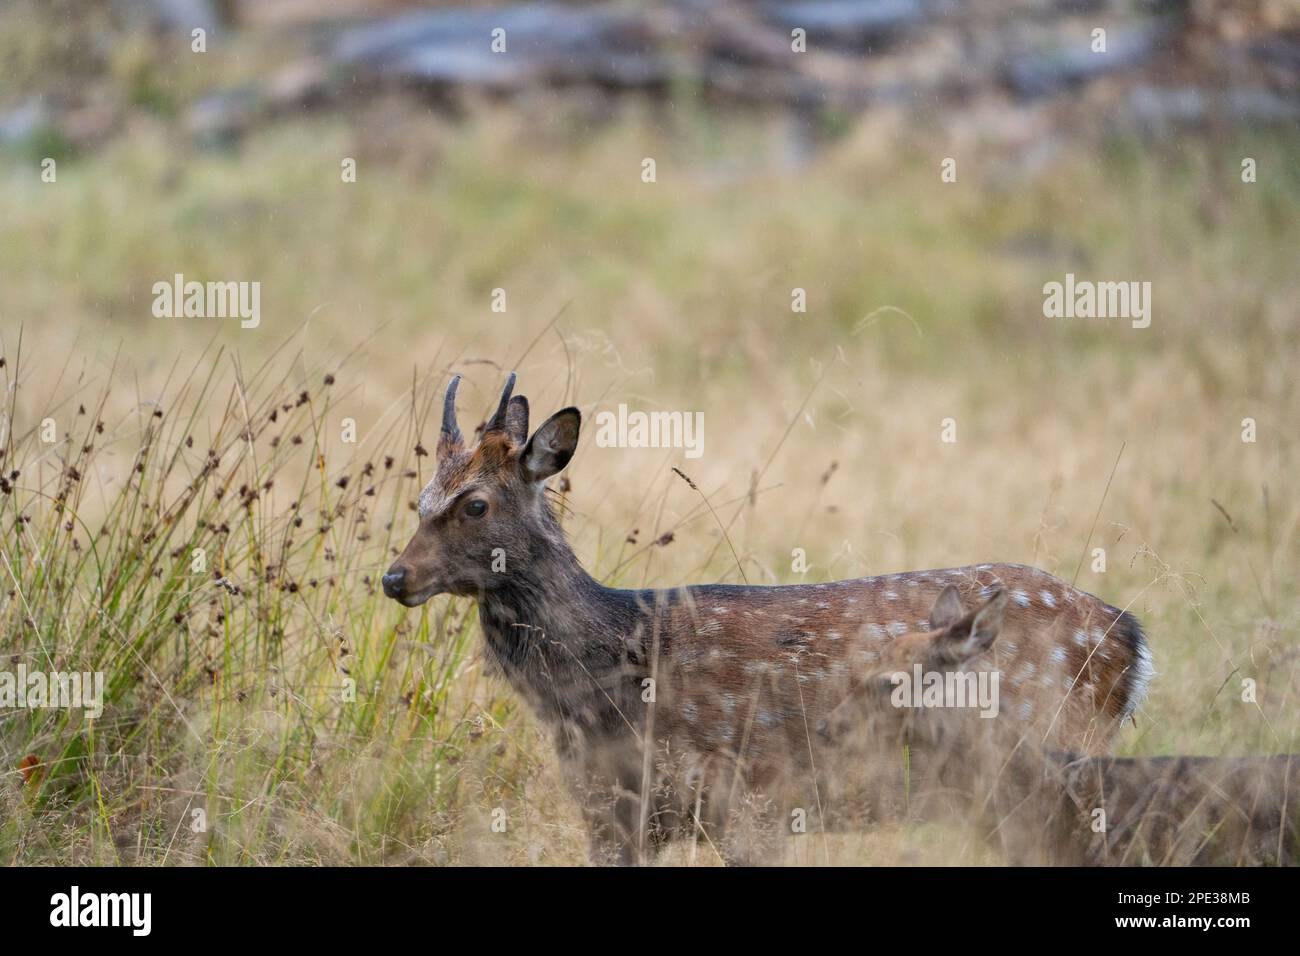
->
819, 587, 1298, 865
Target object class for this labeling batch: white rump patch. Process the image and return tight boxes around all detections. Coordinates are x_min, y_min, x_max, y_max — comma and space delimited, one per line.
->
1122, 639, 1157, 720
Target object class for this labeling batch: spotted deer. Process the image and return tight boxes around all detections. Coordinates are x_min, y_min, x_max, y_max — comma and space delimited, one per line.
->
383, 374, 1154, 863
819, 587, 1298, 865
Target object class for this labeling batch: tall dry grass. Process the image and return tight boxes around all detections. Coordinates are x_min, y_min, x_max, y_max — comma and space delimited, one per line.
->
1, 96, 1296, 863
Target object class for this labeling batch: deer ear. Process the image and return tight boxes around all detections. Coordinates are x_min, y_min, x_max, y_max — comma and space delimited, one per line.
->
521, 407, 580, 482
504, 395, 529, 446
931, 588, 1007, 666
929, 584, 965, 629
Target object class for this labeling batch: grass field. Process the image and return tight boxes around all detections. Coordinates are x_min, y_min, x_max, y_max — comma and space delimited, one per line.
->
1, 87, 1297, 863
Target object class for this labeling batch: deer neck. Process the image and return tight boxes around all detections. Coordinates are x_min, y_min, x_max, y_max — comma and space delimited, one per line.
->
475, 522, 642, 691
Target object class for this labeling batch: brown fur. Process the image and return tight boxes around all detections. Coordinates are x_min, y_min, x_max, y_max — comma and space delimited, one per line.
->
384, 377, 1154, 863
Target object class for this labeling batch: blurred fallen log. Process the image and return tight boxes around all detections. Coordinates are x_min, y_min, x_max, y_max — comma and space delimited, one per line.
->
333, 4, 666, 90
35, 0, 1294, 154
761, 0, 926, 47
1005, 21, 1171, 98
1126, 85, 1300, 132
141, 0, 223, 34
323, 0, 1297, 117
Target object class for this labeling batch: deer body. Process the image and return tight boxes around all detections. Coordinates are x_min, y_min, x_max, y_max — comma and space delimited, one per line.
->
384, 375, 1154, 863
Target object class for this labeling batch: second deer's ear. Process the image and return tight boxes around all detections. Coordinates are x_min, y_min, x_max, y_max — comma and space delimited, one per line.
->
521, 407, 580, 482
931, 588, 1007, 665
929, 584, 965, 629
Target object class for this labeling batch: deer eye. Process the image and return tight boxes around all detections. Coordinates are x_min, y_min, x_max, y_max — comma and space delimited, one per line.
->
464, 499, 488, 518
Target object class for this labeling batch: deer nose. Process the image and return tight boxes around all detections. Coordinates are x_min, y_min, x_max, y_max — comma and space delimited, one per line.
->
381, 568, 406, 599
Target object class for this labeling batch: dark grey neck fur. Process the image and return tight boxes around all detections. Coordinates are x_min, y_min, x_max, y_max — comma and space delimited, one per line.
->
475, 506, 659, 737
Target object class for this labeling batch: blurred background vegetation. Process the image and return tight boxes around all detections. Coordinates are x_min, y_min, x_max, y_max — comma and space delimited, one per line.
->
0, 0, 1297, 864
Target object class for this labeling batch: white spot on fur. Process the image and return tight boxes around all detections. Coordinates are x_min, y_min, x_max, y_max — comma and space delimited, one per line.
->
1018, 701, 1033, 721
1040, 590, 1057, 608
888, 621, 908, 636
1011, 589, 1031, 608
1049, 646, 1068, 665
1073, 629, 1088, 647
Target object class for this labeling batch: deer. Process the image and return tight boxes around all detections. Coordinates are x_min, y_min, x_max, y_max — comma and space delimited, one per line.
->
382, 373, 1155, 863
818, 587, 1299, 865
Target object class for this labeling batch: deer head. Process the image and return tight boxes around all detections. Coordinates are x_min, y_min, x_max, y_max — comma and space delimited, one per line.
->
816, 585, 1009, 745
381, 373, 582, 606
